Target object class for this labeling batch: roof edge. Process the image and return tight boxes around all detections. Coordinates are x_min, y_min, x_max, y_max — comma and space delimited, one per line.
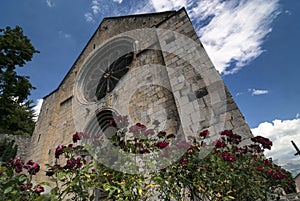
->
103, 10, 176, 20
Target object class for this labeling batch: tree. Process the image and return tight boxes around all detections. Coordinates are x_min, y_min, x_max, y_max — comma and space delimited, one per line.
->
0, 137, 18, 162
0, 26, 39, 136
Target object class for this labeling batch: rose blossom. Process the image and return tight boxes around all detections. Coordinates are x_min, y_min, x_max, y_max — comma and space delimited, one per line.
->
166, 133, 175, 139
157, 131, 166, 138
24, 160, 40, 175
199, 130, 209, 138
215, 140, 226, 148
55, 145, 65, 159
13, 158, 24, 173
155, 141, 169, 149
221, 152, 236, 162
179, 157, 189, 165
34, 185, 44, 194
73, 132, 81, 143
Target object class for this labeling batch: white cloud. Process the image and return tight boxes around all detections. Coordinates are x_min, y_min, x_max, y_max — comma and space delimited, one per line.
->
91, 0, 101, 14
84, 12, 94, 23
33, 99, 43, 121
251, 118, 300, 176
146, 0, 280, 74
58, 30, 71, 39
84, 0, 101, 22
285, 10, 292, 15
150, 0, 188, 12
84, 0, 280, 74
112, 0, 123, 4
46, 0, 55, 8
248, 88, 269, 96
296, 113, 300, 119
235, 92, 243, 96
194, 0, 281, 74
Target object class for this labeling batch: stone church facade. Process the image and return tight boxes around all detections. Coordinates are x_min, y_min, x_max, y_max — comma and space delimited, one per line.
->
27, 8, 252, 181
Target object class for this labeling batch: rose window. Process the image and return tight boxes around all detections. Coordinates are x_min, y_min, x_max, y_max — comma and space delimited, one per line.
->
75, 37, 134, 103
95, 52, 133, 100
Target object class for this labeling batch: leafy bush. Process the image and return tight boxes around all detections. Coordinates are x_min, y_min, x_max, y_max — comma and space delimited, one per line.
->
0, 158, 45, 201
0, 137, 18, 162
0, 115, 296, 200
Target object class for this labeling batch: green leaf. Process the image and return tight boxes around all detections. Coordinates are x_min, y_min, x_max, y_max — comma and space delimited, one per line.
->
89, 194, 95, 201
18, 174, 27, 182
57, 172, 65, 181
4, 186, 13, 194
50, 186, 60, 197
103, 183, 110, 192
40, 181, 51, 187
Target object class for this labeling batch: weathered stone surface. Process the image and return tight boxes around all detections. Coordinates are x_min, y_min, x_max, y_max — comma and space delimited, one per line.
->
26, 8, 252, 183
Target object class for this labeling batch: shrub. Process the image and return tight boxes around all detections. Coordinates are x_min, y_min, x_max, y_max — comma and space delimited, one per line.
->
0, 115, 296, 200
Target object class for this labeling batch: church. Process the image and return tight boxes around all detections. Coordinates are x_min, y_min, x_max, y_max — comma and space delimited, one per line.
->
27, 7, 252, 182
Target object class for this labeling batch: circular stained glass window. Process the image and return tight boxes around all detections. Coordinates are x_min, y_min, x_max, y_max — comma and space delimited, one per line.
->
76, 37, 134, 103
95, 52, 133, 100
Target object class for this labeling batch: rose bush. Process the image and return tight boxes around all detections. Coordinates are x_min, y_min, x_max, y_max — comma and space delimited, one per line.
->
0, 158, 46, 201
154, 130, 296, 200
0, 115, 296, 200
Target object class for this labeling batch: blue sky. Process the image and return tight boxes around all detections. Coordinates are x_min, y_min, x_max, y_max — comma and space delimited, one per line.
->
1, 0, 299, 176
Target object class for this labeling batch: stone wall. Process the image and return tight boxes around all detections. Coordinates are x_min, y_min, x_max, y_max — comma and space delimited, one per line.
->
156, 9, 252, 139
0, 134, 31, 160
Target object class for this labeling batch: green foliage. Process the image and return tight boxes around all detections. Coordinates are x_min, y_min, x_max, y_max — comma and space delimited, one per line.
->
0, 158, 45, 201
0, 26, 39, 136
43, 119, 296, 201
0, 117, 296, 200
0, 137, 18, 162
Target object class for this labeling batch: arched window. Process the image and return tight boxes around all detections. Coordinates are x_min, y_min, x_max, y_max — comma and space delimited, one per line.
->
84, 109, 118, 139
95, 109, 118, 138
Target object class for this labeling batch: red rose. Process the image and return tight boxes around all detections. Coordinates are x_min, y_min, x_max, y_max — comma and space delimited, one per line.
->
13, 158, 24, 173
155, 141, 169, 149
27, 162, 40, 175
166, 133, 176, 139
20, 183, 33, 191
64, 158, 76, 169
227, 155, 236, 162
46, 164, 62, 177
220, 130, 233, 136
221, 152, 236, 162
199, 130, 209, 138
46, 171, 54, 177
179, 157, 189, 165
73, 132, 81, 143
109, 119, 117, 127
76, 157, 83, 168
19, 183, 27, 191
136, 122, 146, 129
140, 149, 149, 154
215, 140, 226, 148
34, 185, 44, 194
55, 145, 65, 159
